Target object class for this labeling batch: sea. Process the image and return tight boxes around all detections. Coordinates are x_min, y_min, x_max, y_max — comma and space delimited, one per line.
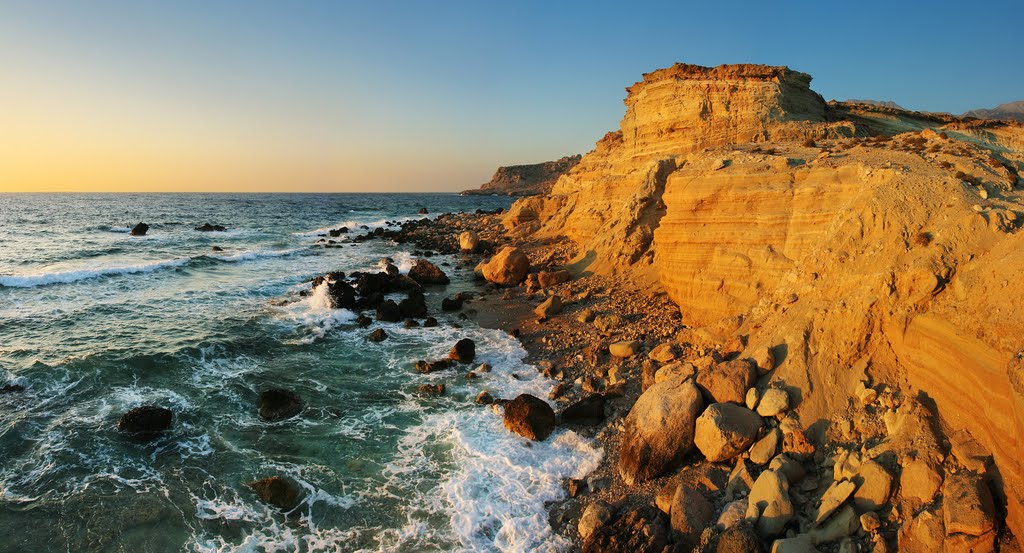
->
0, 193, 602, 553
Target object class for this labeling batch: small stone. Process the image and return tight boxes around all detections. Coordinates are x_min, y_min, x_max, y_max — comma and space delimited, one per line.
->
810, 505, 859, 545
900, 457, 943, 503
768, 454, 806, 485
577, 308, 597, 324
534, 295, 563, 318
745, 388, 759, 410
655, 479, 679, 514
648, 342, 679, 363
416, 383, 445, 396
749, 346, 776, 375
815, 480, 856, 525
749, 428, 781, 465
745, 469, 793, 538
717, 499, 748, 530
609, 340, 641, 358
474, 391, 494, 405
366, 328, 388, 342
476, 363, 492, 373
578, 500, 613, 540
858, 386, 878, 405
716, 522, 761, 552
860, 512, 881, 532
756, 388, 789, 417
671, 485, 714, 547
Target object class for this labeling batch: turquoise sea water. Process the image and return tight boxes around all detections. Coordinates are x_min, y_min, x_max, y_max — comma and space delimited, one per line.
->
0, 194, 602, 553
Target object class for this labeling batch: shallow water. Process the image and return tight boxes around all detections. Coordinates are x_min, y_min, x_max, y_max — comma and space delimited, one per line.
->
0, 193, 602, 553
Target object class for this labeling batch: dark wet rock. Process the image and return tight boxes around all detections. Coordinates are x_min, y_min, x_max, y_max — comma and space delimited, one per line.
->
582, 505, 670, 553
399, 291, 428, 318
355, 314, 372, 327
441, 297, 463, 312
418, 207, 428, 214
357, 291, 385, 310
403, 318, 420, 328
367, 328, 388, 342
475, 391, 494, 405
561, 394, 606, 426
211, 245, 224, 252
423, 317, 439, 328
328, 227, 348, 237
376, 300, 401, 322
384, 263, 399, 277
449, 338, 476, 363
327, 281, 357, 310
118, 406, 173, 439
503, 394, 556, 441
408, 259, 450, 285
195, 223, 227, 232
248, 476, 304, 511
258, 388, 302, 421
416, 384, 445, 396
355, 272, 391, 296
130, 222, 149, 236
0, 383, 26, 394
415, 359, 454, 374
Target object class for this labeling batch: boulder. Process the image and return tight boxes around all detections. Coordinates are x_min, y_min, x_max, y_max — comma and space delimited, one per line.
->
694, 403, 763, 462
748, 346, 776, 375
416, 383, 445, 396
696, 359, 757, 405
479, 247, 530, 286
809, 504, 859, 545
367, 328, 388, 342
671, 485, 714, 547
503, 394, 556, 440
403, 318, 419, 328
415, 359, 454, 374
537, 269, 571, 287
815, 480, 856, 525
648, 342, 679, 363
259, 388, 302, 421
900, 457, 943, 503
609, 340, 641, 358
195, 223, 227, 232
459, 230, 480, 253
376, 300, 401, 322
561, 394, 606, 425
408, 259, 450, 285
717, 500, 749, 532
654, 362, 696, 384
117, 406, 173, 439
655, 479, 679, 514
716, 524, 763, 552
745, 469, 794, 538
593, 313, 624, 332
942, 471, 996, 536
851, 460, 893, 512
756, 388, 790, 417
355, 314, 372, 327
770, 534, 818, 553
618, 376, 704, 485
423, 317, 438, 327
579, 500, 614, 540
248, 476, 304, 511
441, 297, 463, 312
398, 291, 428, 318
768, 454, 806, 485
583, 506, 670, 553
129, 222, 149, 236
475, 391, 494, 405
534, 295, 563, 318
449, 338, 476, 363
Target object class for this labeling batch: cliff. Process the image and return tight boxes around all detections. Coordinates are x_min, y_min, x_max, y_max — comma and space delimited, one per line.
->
502, 63, 1024, 545
462, 155, 581, 196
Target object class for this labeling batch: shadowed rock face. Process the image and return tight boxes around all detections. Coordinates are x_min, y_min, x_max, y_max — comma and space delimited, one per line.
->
500, 61, 1024, 543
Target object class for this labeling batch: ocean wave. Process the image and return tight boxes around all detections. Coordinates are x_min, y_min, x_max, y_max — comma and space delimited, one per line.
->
273, 280, 357, 343
0, 257, 191, 288
210, 247, 308, 263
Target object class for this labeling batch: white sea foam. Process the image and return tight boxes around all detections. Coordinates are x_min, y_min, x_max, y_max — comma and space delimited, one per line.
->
273, 280, 357, 343
211, 247, 307, 263
0, 257, 192, 288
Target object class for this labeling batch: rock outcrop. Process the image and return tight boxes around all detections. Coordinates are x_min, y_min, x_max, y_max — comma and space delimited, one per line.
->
502, 62, 1024, 544
464, 155, 582, 196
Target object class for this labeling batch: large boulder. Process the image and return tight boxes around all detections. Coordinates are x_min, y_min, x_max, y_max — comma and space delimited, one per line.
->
671, 485, 715, 547
560, 393, 606, 425
696, 359, 757, 405
248, 476, 304, 511
537, 269, 571, 287
398, 291, 428, 318
449, 338, 476, 363
618, 376, 704, 485
375, 299, 401, 322
503, 394, 556, 440
745, 469, 794, 538
479, 247, 530, 286
129, 222, 149, 236
694, 403, 763, 462
407, 259, 450, 285
459, 230, 480, 253
258, 388, 302, 421
118, 406, 173, 439
583, 506, 671, 553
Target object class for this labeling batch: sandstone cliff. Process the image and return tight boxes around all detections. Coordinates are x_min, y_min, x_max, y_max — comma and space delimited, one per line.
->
503, 63, 1024, 545
463, 155, 581, 196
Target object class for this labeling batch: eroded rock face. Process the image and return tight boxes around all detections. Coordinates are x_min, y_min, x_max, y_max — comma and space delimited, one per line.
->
618, 376, 703, 485
465, 155, 582, 197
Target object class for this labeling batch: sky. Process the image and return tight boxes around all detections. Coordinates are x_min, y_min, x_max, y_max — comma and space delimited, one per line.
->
1, 0, 1021, 193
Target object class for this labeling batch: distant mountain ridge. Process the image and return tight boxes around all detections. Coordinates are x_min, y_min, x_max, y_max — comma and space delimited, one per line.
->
845, 98, 905, 110
962, 100, 1024, 122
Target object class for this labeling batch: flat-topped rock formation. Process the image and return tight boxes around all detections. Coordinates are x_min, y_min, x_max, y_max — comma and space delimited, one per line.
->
463, 155, 581, 196
500, 62, 1024, 547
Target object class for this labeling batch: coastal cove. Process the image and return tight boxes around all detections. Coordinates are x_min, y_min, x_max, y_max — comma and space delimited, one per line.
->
0, 193, 601, 552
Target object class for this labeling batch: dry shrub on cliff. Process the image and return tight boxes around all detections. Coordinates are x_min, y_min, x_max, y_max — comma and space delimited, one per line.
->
912, 231, 933, 247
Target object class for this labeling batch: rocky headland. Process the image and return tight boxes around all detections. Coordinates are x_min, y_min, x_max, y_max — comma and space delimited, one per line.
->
464, 63, 1023, 551
462, 154, 582, 196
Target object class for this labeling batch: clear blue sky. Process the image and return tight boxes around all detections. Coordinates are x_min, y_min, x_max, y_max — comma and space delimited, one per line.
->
1, 0, 1021, 192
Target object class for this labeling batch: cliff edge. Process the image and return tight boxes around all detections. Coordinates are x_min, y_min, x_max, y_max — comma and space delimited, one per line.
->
462, 155, 582, 196
502, 63, 1024, 548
